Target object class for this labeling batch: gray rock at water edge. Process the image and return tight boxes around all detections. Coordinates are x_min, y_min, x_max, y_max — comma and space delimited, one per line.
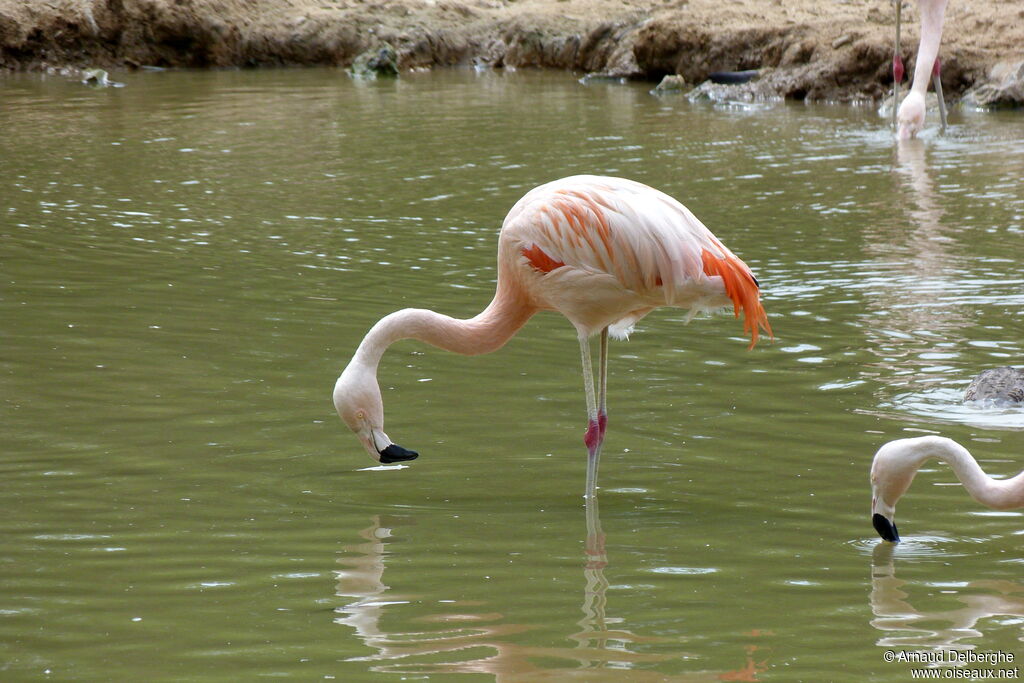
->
350, 45, 399, 80
961, 60, 1024, 109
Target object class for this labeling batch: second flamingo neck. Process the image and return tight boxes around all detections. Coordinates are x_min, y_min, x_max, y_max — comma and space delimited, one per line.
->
922, 439, 1024, 510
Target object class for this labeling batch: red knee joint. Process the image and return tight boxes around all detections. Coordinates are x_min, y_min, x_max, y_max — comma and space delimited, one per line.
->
583, 420, 600, 451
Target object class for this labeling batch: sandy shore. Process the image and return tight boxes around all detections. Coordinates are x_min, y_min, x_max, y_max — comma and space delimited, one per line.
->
1, 0, 1022, 102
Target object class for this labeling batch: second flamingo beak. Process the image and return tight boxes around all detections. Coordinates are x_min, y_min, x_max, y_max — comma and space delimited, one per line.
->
872, 513, 900, 543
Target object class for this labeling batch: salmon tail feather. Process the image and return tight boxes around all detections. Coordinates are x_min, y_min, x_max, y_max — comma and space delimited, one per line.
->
701, 248, 773, 349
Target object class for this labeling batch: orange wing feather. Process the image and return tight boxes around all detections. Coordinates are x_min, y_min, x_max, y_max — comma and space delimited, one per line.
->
701, 248, 772, 349
505, 176, 772, 348
522, 244, 566, 273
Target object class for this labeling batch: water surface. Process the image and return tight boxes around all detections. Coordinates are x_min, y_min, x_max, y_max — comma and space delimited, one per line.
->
2, 68, 1023, 681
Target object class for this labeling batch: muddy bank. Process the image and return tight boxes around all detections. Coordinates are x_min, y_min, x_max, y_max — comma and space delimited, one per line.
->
1, 0, 1022, 103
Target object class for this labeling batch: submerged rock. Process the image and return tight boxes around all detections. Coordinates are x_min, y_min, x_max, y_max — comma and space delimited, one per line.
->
349, 44, 399, 79
651, 74, 688, 93
687, 74, 781, 104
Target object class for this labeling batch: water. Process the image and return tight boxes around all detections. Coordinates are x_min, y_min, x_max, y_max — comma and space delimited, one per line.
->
2, 67, 1023, 681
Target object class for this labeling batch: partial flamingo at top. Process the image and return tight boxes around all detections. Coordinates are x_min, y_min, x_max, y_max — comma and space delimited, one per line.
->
894, 0, 950, 139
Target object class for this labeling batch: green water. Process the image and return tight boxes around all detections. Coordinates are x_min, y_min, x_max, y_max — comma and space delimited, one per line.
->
2, 68, 1023, 681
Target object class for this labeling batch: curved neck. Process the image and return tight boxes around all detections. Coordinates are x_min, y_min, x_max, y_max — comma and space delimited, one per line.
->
908, 0, 948, 95
919, 438, 1024, 511
351, 281, 536, 370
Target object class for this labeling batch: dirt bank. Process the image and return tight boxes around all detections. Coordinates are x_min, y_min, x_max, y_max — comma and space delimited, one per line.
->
1, 0, 1022, 102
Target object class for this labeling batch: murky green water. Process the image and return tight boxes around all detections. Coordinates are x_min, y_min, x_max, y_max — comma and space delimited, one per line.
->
2, 67, 1023, 681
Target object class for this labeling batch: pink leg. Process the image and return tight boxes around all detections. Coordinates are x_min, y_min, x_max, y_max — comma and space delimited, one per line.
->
932, 57, 948, 132
891, 0, 903, 130
597, 327, 608, 442
578, 332, 603, 497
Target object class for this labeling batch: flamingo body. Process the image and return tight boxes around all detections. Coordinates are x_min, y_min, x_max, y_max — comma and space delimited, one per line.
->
502, 176, 769, 342
870, 436, 1024, 542
333, 176, 771, 492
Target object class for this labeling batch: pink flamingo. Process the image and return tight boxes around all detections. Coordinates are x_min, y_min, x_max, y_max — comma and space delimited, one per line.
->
332, 175, 772, 496
870, 436, 1024, 542
893, 0, 950, 139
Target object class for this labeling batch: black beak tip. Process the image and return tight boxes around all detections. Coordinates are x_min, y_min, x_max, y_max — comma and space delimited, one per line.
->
872, 513, 900, 543
378, 443, 419, 464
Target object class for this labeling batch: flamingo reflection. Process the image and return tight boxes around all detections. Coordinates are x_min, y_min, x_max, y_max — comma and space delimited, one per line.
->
334, 504, 770, 680
860, 139, 974, 400
869, 542, 1024, 652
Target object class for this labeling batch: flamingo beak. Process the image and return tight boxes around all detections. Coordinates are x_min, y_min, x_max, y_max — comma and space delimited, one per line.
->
352, 426, 419, 464
378, 443, 419, 464
872, 513, 900, 543
364, 427, 418, 464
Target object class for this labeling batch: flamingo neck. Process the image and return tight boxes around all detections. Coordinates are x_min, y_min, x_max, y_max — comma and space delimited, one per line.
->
351, 281, 536, 370
912, 437, 1024, 511
907, 0, 948, 96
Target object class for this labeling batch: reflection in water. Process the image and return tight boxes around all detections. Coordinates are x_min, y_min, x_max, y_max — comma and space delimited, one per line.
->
332, 515, 403, 659
861, 139, 971, 399
334, 503, 770, 680
574, 494, 610, 651
869, 543, 1024, 652
859, 139, 1024, 429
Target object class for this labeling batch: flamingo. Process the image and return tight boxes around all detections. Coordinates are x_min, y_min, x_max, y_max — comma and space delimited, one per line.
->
964, 367, 1024, 404
894, 0, 950, 139
332, 175, 772, 496
870, 435, 1024, 542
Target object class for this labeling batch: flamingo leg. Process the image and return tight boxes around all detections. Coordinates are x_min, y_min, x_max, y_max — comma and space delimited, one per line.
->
579, 333, 601, 499
932, 58, 948, 133
891, 0, 903, 131
598, 327, 608, 441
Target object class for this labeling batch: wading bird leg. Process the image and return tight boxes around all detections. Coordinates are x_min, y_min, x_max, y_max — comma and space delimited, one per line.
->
579, 333, 601, 499
932, 57, 948, 133
598, 327, 609, 442
892, 0, 903, 130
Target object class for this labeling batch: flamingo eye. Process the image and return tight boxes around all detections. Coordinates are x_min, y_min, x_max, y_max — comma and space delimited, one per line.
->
355, 410, 366, 420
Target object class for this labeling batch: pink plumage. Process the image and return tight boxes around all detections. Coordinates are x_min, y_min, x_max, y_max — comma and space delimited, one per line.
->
504, 175, 770, 345
333, 175, 772, 495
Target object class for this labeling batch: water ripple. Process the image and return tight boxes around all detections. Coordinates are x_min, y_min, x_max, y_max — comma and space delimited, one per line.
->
884, 388, 1024, 431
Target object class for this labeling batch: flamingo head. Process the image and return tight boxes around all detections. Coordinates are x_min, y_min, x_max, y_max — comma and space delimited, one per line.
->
869, 438, 934, 543
333, 361, 419, 464
896, 90, 926, 140
871, 490, 901, 543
